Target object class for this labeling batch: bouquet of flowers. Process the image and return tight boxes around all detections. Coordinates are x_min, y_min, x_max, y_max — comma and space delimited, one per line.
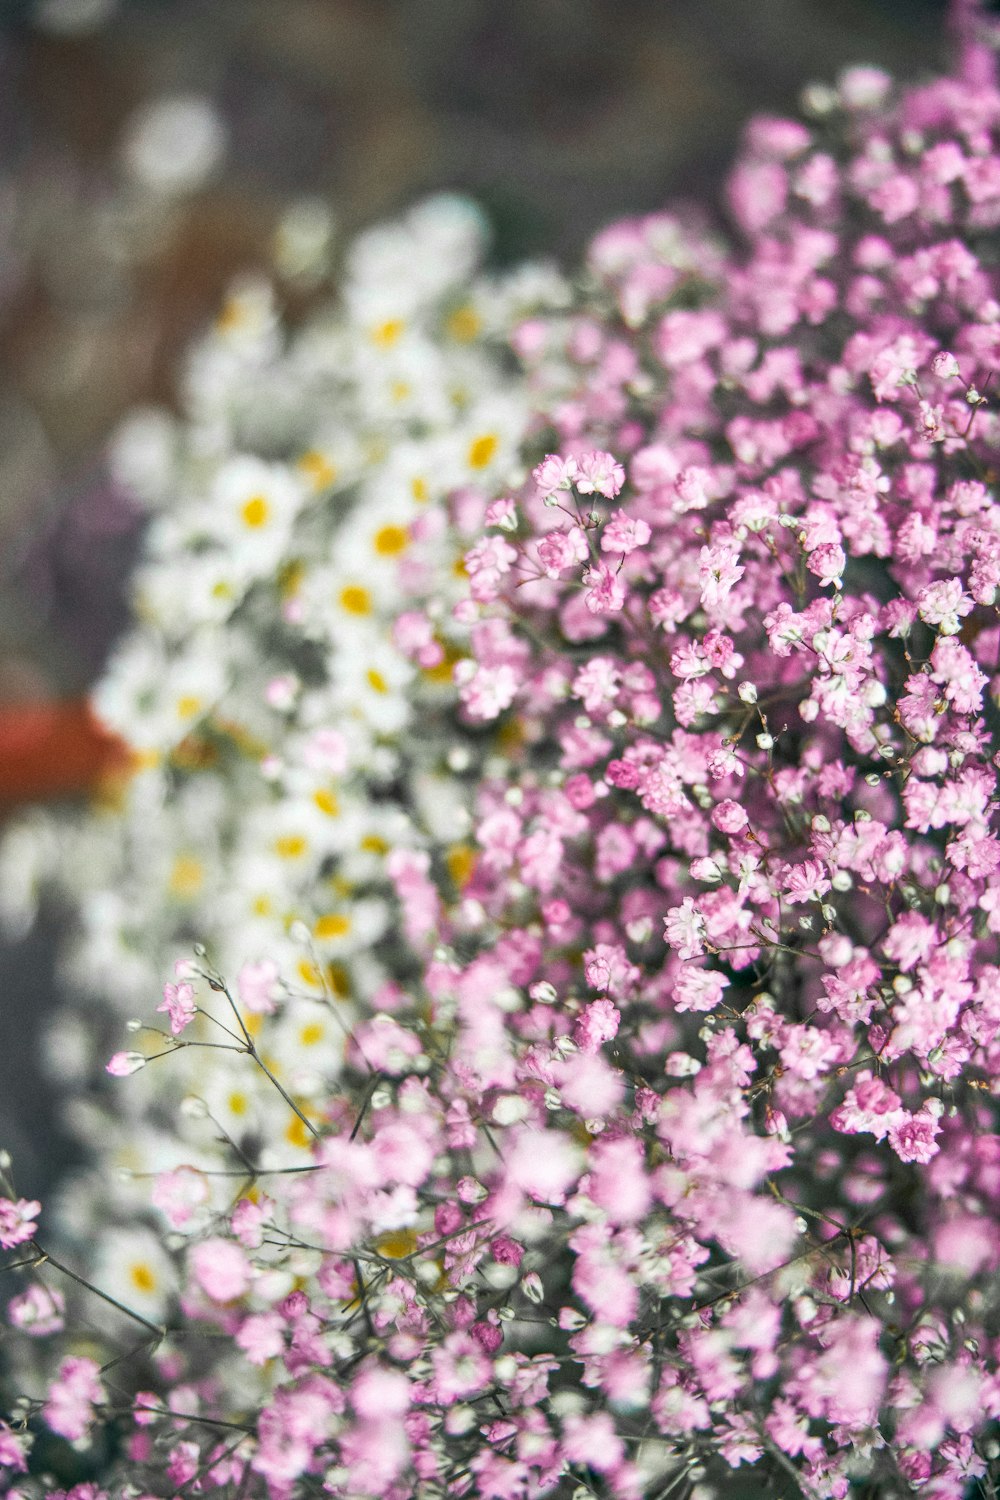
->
3, 8, 1000, 1497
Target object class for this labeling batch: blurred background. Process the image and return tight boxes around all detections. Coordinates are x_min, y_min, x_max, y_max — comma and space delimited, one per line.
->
0, 0, 956, 1191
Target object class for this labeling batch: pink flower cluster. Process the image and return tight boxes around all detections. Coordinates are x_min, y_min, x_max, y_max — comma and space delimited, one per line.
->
6, 16, 1000, 1500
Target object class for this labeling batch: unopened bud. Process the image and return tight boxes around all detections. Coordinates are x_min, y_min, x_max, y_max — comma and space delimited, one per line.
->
522, 1271, 544, 1304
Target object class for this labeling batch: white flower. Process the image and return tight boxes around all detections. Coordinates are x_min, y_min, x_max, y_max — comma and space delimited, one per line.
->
92, 1229, 177, 1323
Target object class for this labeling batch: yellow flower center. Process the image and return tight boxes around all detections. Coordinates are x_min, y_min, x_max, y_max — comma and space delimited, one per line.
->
169, 855, 204, 898
297, 958, 322, 989
298, 1022, 325, 1047
228, 1091, 249, 1117
314, 912, 351, 941
374, 525, 408, 557
366, 669, 388, 694
241, 495, 270, 529
129, 1262, 157, 1294
216, 296, 247, 332
467, 433, 499, 470
339, 585, 372, 616
375, 1228, 419, 1259
275, 835, 308, 860
279, 560, 304, 599
285, 1114, 314, 1149
297, 450, 337, 490
176, 695, 203, 721
313, 788, 340, 817
446, 844, 477, 889
371, 318, 404, 348
411, 477, 429, 503
447, 305, 481, 342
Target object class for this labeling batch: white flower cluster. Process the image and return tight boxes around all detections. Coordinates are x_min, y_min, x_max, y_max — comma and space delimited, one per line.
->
0, 195, 566, 1302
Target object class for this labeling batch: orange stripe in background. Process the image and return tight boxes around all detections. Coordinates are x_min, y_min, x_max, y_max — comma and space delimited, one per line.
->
0, 699, 129, 806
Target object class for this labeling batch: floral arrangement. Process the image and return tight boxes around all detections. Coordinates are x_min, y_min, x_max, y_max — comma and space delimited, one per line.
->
3, 9, 1000, 1498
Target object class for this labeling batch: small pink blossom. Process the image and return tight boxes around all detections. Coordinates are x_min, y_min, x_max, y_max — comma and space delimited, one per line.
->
0, 1422, 28, 1473
781, 859, 831, 904
712, 799, 748, 836
663, 898, 708, 960
582, 562, 627, 614
7, 1283, 64, 1336
484, 496, 518, 530
463, 535, 518, 603
105, 1051, 146, 1077
0, 1195, 40, 1249
532, 454, 578, 495
536, 524, 589, 579
150, 1167, 210, 1230
189, 1237, 252, 1303
673, 966, 730, 1013
573, 998, 621, 1054
600, 509, 650, 554
236, 1312, 285, 1366
504, 1129, 583, 1204
807, 541, 846, 587
888, 1105, 943, 1164
44, 1356, 102, 1441
576, 450, 625, 498
301, 726, 349, 775
157, 980, 196, 1036
698, 544, 745, 608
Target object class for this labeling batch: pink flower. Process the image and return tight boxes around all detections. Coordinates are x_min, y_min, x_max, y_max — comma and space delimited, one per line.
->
463, 535, 518, 603
230, 1195, 272, 1249
236, 1312, 285, 1366
583, 942, 638, 996
430, 1331, 492, 1402
7, 1283, 64, 1336
888, 1105, 943, 1164
455, 659, 520, 719
712, 799, 748, 836
807, 541, 846, 588
484, 496, 518, 530
582, 562, 627, 614
586, 1136, 651, 1224
237, 958, 280, 1014
663, 898, 707, 960
561, 1410, 625, 1472
44, 1356, 102, 1441
600, 509, 650, 554
572, 656, 620, 714
151, 1167, 210, 1229
780, 860, 831, 904
673, 966, 730, 1013
536, 524, 589, 579
157, 980, 196, 1036
0, 1423, 28, 1474
105, 1051, 146, 1077
576, 450, 625, 498
831, 1071, 904, 1141
0, 1195, 40, 1249
573, 998, 621, 1054
698, 544, 745, 608
504, 1129, 583, 1204
301, 726, 349, 775
490, 1235, 524, 1267
189, 1237, 252, 1303
532, 454, 578, 496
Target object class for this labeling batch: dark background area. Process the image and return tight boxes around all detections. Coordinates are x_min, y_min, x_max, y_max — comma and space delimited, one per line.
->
0, 0, 958, 1193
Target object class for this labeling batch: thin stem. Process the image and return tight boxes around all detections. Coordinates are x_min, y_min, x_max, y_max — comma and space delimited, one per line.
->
30, 1241, 164, 1338
247, 1051, 320, 1140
